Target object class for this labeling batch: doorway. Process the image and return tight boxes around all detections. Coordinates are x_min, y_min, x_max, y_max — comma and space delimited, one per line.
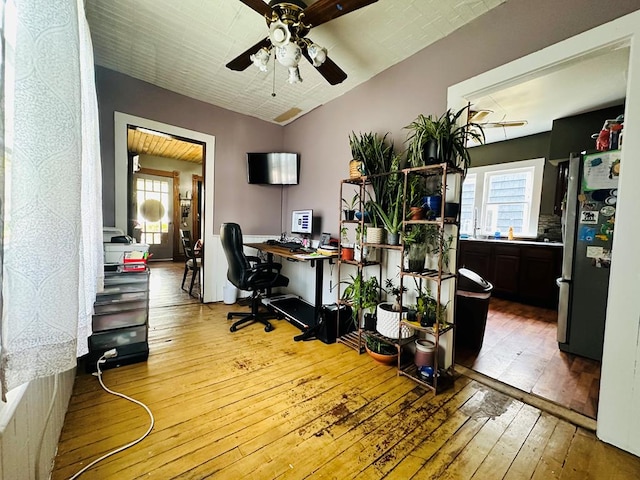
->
114, 112, 217, 302
448, 14, 640, 439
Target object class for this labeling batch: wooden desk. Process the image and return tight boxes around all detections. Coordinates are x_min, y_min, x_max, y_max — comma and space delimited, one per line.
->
244, 242, 336, 329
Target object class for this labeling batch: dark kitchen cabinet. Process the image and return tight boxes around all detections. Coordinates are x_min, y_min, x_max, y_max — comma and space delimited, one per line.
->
519, 246, 562, 307
458, 240, 562, 308
458, 240, 492, 281
553, 160, 570, 216
493, 245, 520, 297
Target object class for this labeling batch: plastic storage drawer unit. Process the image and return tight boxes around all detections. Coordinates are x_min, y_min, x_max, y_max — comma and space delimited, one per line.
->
94, 298, 148, 315
89, 325, 148, 350
92, 308, 148, 332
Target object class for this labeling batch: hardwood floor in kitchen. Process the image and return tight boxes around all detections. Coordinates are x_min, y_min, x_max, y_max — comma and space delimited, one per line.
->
50, 262, 636, 479
456, 298, 601, 419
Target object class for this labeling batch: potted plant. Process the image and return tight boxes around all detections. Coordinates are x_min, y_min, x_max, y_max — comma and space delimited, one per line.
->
438, 105, 485, 173
411, 281, 446, 327
364, 334, 398, 365
402, 224, 428, 272
423, 227, 454, 272
404, 113, 443, 167
340, 226, 354, 261
342, 193, 358, 220
404, 106, 485, 172
369, 170, 403, 245
385, 279, 407, 311
407, 174, 427, 220
375, 279, 414, 339
348, 131, 367, 178
341, 274, 380, 330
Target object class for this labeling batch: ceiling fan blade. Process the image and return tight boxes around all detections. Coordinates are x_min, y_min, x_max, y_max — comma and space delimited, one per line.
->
482, 120, 528, 128
238, 0, 273, 17
303, 0, 378, 27
302, 46, 347, 85
226, 37, 271, 71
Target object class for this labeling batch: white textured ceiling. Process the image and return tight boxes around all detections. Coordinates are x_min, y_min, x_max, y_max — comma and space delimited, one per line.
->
85, 0, 507, 125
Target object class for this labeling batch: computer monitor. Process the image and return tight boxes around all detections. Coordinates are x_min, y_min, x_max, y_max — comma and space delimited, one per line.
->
291, 210, 313, 235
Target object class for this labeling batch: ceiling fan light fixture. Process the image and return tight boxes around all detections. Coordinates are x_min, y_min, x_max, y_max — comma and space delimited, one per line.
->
287, 66, 303, 84
307, 43, 327, 67
276, 41, 302, 68
269, 19, 291, 47
250, 47, 271, 72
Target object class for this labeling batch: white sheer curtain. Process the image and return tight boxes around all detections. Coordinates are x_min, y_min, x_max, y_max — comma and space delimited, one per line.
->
0, 0, 104, 399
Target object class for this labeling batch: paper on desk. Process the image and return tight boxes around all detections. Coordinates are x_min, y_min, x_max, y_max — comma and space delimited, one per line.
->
294, 253, 325, 260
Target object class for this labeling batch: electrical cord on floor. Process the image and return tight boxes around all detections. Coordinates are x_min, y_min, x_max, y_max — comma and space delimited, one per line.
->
68, 349, 155, 480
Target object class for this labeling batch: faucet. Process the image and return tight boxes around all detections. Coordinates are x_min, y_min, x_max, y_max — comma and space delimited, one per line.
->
473, 208, 480, 238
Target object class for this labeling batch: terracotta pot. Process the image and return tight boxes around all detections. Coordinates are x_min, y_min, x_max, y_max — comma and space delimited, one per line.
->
365, 345, 398, 365
409, 206, 425, 220
340, 246, 354, 261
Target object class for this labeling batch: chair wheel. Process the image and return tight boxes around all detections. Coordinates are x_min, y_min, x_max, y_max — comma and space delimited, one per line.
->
230, 325, 237, 332
265, 324, 273, 332
227, 313, 233, 320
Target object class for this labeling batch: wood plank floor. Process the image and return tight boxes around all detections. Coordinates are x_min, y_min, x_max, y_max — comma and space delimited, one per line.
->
456, 298, 601, 419
51, 262, 639, 479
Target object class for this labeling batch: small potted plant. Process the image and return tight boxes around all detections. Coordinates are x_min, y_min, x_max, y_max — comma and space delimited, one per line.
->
402, 224, 428, 272
348, 131, 367, 178
342, 193, 358, 221
385, 279, 407, 312
364, 334, 398, 365
370, 173, 403, 245
341, 274, 380, 331
340, 226, 354, 261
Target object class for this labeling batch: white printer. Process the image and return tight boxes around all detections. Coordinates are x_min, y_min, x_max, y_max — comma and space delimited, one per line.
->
103, 227, 149, 265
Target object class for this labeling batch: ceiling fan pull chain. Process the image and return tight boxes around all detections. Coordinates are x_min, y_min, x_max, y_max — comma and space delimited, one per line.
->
272, 54, 277, 97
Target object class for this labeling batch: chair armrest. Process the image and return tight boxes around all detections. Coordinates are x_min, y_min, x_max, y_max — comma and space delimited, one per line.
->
249, 262, 282, 273
246, 262, 283, 286
246, 255, 261, 264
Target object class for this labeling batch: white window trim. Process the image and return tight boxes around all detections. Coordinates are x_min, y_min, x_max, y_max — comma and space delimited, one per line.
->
465, 158, 545, 238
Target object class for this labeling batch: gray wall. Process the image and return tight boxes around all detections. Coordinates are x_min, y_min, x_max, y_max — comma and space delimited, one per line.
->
96, 67, 285, 235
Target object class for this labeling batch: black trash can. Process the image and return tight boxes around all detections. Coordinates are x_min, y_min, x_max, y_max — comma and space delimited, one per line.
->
455, 268, 493, 351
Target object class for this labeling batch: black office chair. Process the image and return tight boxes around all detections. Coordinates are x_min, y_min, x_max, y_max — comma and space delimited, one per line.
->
220, 222, 289, 332
180, 230, 200, 297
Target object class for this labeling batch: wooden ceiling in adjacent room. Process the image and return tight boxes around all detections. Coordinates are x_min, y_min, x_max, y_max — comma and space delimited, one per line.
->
127, 127, 203, 164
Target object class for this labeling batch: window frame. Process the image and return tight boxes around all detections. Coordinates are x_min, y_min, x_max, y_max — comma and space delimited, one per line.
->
461, 158, 545, 238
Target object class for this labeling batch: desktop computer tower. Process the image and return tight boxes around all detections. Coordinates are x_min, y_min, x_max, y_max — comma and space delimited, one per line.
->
316, 304, 354, 344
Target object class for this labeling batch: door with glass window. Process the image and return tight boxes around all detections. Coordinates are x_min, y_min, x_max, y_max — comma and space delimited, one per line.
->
134, 173, 174, 259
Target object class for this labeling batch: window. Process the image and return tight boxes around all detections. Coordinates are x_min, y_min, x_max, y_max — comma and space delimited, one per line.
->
460, 158, 545, 238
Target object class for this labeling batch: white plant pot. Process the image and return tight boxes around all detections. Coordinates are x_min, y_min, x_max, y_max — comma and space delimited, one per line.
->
376, 303, 414, 339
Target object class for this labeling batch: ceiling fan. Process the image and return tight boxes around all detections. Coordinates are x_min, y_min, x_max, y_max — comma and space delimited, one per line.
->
470, 109, 528, 129
226, 0, 378, 85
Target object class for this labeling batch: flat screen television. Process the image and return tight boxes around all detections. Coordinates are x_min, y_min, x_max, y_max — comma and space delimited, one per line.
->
291, 209, 313, 234
247, 152, 300, 185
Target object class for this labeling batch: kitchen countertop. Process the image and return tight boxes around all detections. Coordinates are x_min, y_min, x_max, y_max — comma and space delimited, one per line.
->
460, 237, 563, 247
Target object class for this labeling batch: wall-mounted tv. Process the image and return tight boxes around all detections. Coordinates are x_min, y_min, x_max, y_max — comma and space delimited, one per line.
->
247, 152, 300, 185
